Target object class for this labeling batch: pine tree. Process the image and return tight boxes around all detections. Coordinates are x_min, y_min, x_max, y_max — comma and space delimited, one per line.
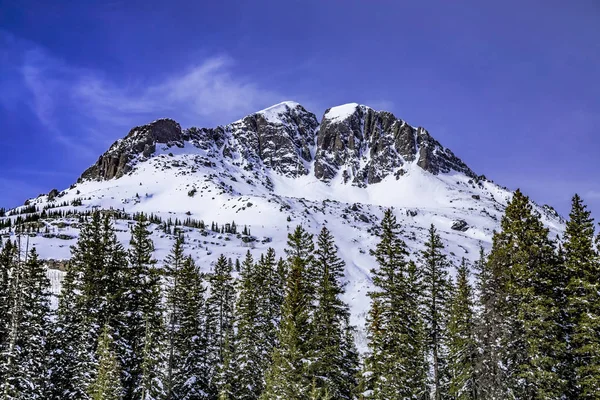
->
361, 209, 427, 399
419, 224, 452, 400
171, 256, 210, 399
49, 211, 128, 399
261, 226, 314, 399
88, 325, 124, 400
230, 250, 262, 399
1, 247, 52, 399
117, 213, 164, 400
98, 214, 128, 331
205, 254, 235, 397
473, 246, 506, 400
486, 189, 566, 398
138, 305, 166, 400
309, 227, 358, 399
0, 240, 16, 357
261, 248, 285, 352
563, 194, 600, 398
285, 225, 315, 307
48, 262, 95, 399
164, 235, 185, 398
447, 259, 477, 400
216, 330, 237, 400
228, 248, 284, 400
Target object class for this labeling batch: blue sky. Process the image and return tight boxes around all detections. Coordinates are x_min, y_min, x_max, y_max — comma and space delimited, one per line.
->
0, 0, 599, 217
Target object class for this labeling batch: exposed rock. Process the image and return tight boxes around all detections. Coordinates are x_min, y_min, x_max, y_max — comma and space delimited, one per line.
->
227, 102, 318, 177
77, 102, 476, 187
542, 204, 560, 219
314, 104, 475, 184
47, 189, 59, 201
472, 194, 481, 200
451, 219, 469, 232
358, 214, 370, 223
79, 118, 183, 181
406, 209, 418, 217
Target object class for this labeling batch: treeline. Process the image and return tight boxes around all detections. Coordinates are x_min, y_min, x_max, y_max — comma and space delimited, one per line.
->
0, 205, 249, 239
0, 190, 599, 399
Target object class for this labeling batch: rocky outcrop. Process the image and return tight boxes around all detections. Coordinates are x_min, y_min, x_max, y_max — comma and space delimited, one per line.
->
451, 219, 469, 232
78, 102, 475, 185
227, 102, 318, 177
314, 104, 475, 185
79, 119, 183, 181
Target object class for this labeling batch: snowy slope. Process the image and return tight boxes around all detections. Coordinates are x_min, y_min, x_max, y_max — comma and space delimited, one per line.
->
0, 102, 564, 351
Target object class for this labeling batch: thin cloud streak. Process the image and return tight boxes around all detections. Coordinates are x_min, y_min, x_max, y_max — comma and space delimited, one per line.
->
2, 34, 285, 157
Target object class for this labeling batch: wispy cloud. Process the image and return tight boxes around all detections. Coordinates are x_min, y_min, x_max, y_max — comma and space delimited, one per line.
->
1, 32, 285, 157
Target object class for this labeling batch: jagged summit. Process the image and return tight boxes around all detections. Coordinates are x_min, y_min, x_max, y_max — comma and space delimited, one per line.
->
78, 102, 476, 185
323, 103, 364, 122
79, 118, 184, 181
253, 101, 304, 123
315, 104, 475, 184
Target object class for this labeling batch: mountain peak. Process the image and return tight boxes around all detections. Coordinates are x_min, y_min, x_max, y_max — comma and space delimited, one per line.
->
79, 118, 183, 182
234, 101, 306, 125
323, 103, 365, 122
314, 105, 475, 184
78, 101, 476, 185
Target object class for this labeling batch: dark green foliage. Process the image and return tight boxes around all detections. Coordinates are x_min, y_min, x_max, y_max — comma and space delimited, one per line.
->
563, 194, 600, 398
88, 326, 124, 400
118, 213, 165, 400
309, 227, 358, 399
171, 255, 210, 399
473, 246, 506, 399
205, 254, 236, 397
3, 189, 597, 400
361, 209, 428, 399
229, 250, 263, 399
261, 226, 314, 399
49, 262, 95, 399
447, 259, 477, 400
1, 248, 52, 399
49, 211, 129, 399
0, 241, 16, 356
486, 190, 566, 398
419, 224, 452, 400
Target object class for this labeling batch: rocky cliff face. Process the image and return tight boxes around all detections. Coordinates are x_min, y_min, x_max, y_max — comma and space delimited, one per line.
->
227, 102, 318, 177
79, 118, 183, 181
314, 104, 475, 185
79, 102, 475, 185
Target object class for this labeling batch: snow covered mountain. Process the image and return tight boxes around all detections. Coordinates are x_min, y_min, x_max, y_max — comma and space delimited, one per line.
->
1, 101, 564, 349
